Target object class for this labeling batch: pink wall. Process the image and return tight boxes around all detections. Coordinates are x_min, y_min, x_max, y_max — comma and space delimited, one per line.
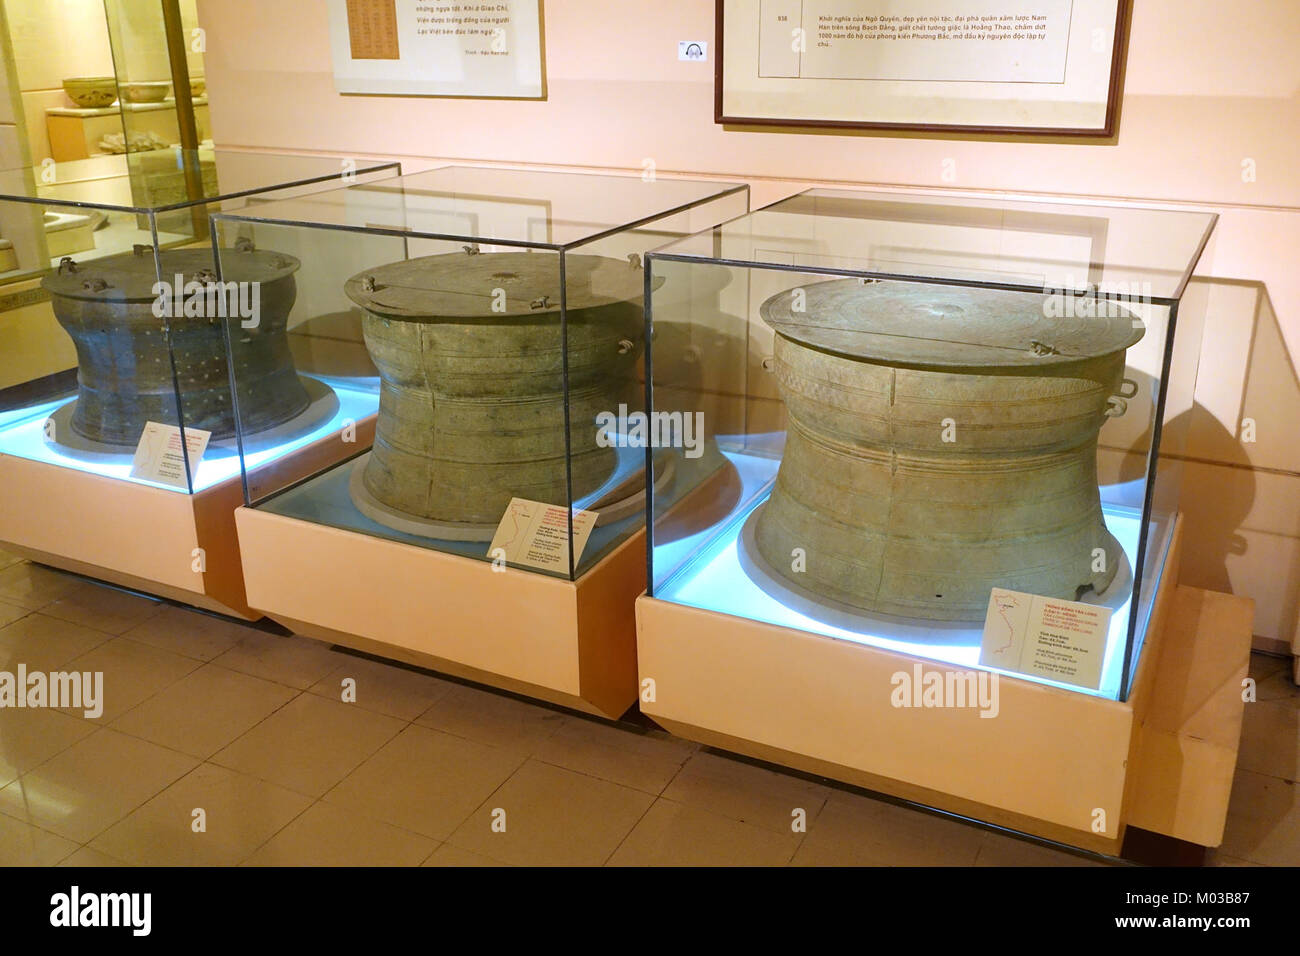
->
197, 0, 1300, 649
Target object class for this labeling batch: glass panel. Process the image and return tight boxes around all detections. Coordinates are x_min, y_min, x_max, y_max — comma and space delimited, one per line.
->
647, 191, 1214, 701
216, 167, 749, 579
565, 189, 751, 577
217, 221, 573, 575
101, 0, 206, 156
218, 166, 748, 248
1122, 290, 1209, 696
0, 152, 401, 494
0, 151, 401, 219
0, 197, 193, 492
653, 189, 1216, 303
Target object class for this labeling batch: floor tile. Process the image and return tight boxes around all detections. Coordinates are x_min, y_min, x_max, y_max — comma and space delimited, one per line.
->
212, 631, 342, 690
0, 564, 82, 610
242, 803, 435, 866
1237, 699, 1299, 781
791, 791, 984, 866
421, 843, 508, 866
0, 550, 25, 572
0, 729, 197, 843
323, 724, 522, 841
307, 655, 455, 721
59, 636, 203, 723
1248, 652, 1289, 686
608, 798, 800, 866
0, 613, 115, 672
532, 718, 696, 794
447, 760, 653, 866
211, 693, 405, 797
0, 600, 27, 628
0, 707, 98, 786
415, 685, 565, 753
42, 583, 163, 636
122, 606, 254, 662
974, 829, 1108, 866
91, 763, 313, 866
56, 846, 131, 867
662, 751, 830, 834
0, 813, 79, 865
1218, 769, 1300, 866
1255, 666, 1300, 704
1208, 852, 1264, 866
110, 664, 297, 759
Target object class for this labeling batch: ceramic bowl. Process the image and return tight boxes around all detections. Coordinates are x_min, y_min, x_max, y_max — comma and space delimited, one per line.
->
122, 81, 171, 104
62, 77, 118, 109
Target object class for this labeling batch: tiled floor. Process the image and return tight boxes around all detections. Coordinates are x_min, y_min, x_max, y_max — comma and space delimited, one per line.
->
0, 553, 1295, 867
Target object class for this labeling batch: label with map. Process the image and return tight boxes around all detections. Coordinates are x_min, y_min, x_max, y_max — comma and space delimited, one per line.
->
978, 588, 1111, 690
487, 498, 598, 573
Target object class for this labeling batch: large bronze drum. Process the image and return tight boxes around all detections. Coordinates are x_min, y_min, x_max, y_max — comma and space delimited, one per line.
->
41, 243, 308, 445
751, 279, 1143, 622
344, 249, 646, 532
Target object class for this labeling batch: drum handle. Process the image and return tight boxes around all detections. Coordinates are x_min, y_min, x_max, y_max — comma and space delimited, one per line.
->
1117, 378, 1139, 398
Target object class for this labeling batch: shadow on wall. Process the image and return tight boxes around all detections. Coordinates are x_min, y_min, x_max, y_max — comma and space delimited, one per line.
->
1176, 279, 1299, 652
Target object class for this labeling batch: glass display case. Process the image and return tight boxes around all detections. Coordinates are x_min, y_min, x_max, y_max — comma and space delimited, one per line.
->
213, 166, 750, 581
644, 189, 1217, 702
0, 149, 401, 494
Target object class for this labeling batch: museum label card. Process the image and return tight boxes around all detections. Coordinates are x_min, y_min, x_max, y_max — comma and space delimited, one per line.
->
130, 421, 211, 489
978, 587, 1110, 690
488, 498, 598, 572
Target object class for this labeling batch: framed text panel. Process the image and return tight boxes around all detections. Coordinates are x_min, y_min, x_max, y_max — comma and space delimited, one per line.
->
717, 0, 1130, 134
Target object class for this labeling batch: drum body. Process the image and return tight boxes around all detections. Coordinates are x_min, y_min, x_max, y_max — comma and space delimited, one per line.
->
42, 245, 307, 445
752, 280, 1143, 622
345, 250, 646, 527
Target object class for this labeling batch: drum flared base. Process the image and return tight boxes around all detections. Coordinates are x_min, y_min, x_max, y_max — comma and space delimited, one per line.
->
347, 448, 675, 543
42, 376, 339, 464
737, 498, 1133, 635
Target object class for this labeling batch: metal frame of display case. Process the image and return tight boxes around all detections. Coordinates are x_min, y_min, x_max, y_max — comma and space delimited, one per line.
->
634, 189, 1252, 854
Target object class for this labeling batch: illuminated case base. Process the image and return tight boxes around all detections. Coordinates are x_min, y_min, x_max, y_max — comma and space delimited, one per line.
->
0, 452, 256, 618
0, 411, 375, 620
636, 518, 1255, 853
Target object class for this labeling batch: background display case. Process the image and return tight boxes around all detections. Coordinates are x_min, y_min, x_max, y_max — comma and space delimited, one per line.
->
0, 149, 401, 615
213, 166, 749, 714
637, 189, 1251, 852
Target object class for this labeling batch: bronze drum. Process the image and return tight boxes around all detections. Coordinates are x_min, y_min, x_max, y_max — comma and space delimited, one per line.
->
344, 249, 647, 532
41, 243, 308, 445
750, 279, 1143, 622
